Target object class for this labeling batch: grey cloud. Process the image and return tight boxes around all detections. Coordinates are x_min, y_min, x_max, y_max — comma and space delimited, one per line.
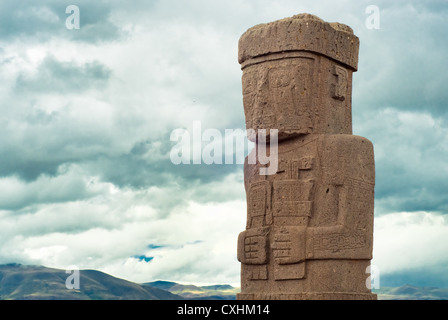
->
0, 122, 112, 183
16, 56, 112, 94
0, 153, 63, 182
0, 0, 121, 43
375, 164, 448, 215
0, 1, 59, 41
0, 170, 99, 211
0, 53, 114, 183
0, 115, 119, 184
354, 1, 448, 119
380, 266, 448, 288
354, 108, 448, 216
84, 133, 243, 190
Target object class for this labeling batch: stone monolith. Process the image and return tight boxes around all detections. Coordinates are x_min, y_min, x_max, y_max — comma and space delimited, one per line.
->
237, 13, 377, 300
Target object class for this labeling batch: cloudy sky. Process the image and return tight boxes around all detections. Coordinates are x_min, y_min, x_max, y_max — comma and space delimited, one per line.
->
0, 0, 447, 289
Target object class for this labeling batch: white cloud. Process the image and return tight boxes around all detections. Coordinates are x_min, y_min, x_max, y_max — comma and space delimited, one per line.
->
107, 199, 247, 286
0, 164, 106, 210
373, 211, 448, 276
0, 165, 246, 285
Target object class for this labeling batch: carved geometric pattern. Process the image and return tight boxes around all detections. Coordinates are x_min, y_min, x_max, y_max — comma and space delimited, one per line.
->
313, 233, 366, 252
332, 65, 348, 101
248, 181, 271, 227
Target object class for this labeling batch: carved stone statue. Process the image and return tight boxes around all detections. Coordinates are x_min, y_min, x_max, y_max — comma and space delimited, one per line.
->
237, 13, 377, 300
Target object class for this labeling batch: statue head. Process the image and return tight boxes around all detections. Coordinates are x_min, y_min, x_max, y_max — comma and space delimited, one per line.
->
239, 14, 359, 142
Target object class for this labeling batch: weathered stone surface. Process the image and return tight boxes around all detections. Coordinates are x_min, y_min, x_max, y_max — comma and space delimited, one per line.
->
237, 14, 377, 300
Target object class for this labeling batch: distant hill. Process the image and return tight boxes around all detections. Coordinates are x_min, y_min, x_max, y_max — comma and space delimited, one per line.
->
374, 285, 448, 300
144, 280, 239, 300
0, 264, 181, 300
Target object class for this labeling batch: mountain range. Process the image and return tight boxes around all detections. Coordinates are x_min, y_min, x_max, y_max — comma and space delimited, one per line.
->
0, 264, 446, 300
0, 264, 180, 300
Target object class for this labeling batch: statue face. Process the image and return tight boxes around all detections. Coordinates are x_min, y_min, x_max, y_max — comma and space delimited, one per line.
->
242, 55, 315, 141
241, 52, 353, 141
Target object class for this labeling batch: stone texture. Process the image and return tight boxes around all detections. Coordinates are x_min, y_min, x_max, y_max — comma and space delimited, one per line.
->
237, 14, 377, 300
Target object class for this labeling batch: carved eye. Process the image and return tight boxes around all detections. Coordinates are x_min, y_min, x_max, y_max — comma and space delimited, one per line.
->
269, 68, 291, 88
